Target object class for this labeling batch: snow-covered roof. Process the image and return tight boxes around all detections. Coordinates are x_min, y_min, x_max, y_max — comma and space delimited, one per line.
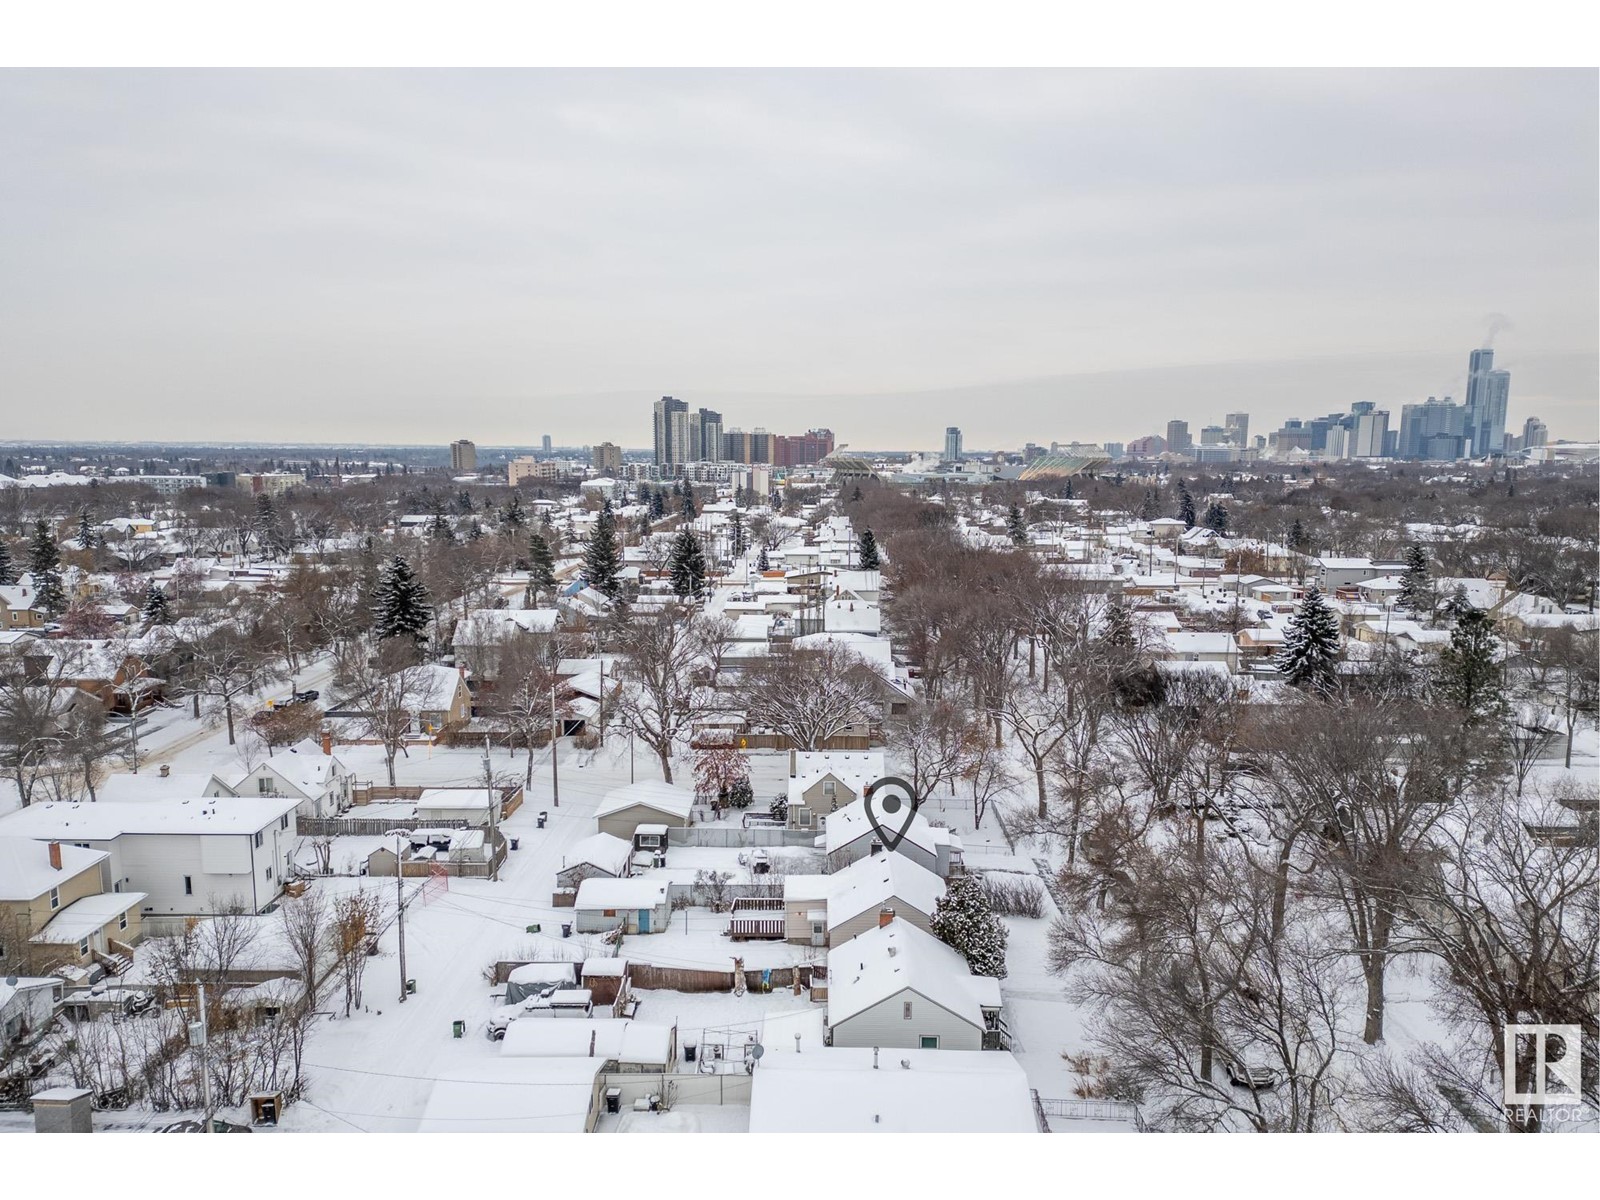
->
749, 1048, 1036, 1133
417, 1057, 602, 1133
0, 797, 298, 841
824, 853, 946, 930
594, 780, 694, 821
788, 750, 885, 804
573, 877, 670, 910
411, 665, 468, 710
500, 1018, 671, 1065
823, 798, 940, 857
561, 833, 633, 876
31, 891, 147, 944
415, 789, 495, 811
825, 919, 996, 1028
0, 837, 108, 899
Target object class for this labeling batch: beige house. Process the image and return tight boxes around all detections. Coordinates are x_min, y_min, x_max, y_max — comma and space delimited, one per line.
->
823, 853, 945, 948
785, 750, 884, 830
412, 665, 474, 734
0, 838, 144, 975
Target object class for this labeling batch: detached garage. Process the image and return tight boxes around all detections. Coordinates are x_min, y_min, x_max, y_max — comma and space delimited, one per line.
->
594, 781, 694, 842
573, 878, 671, 935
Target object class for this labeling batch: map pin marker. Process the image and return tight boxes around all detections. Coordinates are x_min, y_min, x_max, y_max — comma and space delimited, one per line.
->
864, 776, 919, 852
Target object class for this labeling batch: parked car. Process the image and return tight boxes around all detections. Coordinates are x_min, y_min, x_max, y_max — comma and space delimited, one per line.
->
1224, 1057, 1282, 1090
486, 986, 559, 1039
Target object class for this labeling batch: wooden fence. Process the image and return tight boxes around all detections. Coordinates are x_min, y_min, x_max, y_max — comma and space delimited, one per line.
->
625, 962, 818, 993
298, 816, 472, 837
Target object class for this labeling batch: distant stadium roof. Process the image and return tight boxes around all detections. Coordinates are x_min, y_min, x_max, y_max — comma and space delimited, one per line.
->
821, 453, 879, 481
1018, 453, 1110, 481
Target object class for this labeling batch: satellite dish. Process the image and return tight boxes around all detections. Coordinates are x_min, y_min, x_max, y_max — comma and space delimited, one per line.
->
749, 1043, 765, 1060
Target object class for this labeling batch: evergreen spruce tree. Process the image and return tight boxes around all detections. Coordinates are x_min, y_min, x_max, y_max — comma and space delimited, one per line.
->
1178, 484, 1196, 529
584, 501, 622, 600
1437, 605, 1505, 726
1289, 517, 1307, 553
468, 520, 484, 542
370, 555, 432, 651
857, 528, 881, 571
756, 545, 771, 573
681, 488, 698, 520
27, 520, 67, 618
1275, 587, 1340, 692
728, 509, 747, 557
668, 528, 707, 599
771, 487, 783, 512
457, 489, 474, 513
1138, 489, 1160, 520
500, 491, 527, 534
527, 534, 557, 602
141, 584, 173, 629
429, 511, 453, 543
1006, 504, 1028, 547
851, 485, 863, 503
649, 489, 666, 520
1063, 478, 1074, 500
1203, 500, 1229, 534
0, 537, 14, 586
930, 872, 1008, 978
1102, 599, 1134, 649
1398, 543, 1432, 616
77, 510, 94, 551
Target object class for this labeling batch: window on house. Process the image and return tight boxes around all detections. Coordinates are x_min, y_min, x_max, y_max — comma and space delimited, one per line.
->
255, 832, 264, 848
49, 887, 60, 910
77, 937, 90, 956
258, 777, 272, 794
119, 912, 128, 931
903, 1001, 913, 1020
265, 867, 273, 881
603, 909, 617, 918
920, 1035, 940, 1049
281, 815, 290, 830
823, 780, 836, 797
183, 876, 193, 895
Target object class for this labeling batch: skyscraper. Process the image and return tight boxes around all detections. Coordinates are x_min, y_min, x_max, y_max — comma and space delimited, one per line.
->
1352, 410, 1390, 458
1397, 397, 1468, 460
592, 442, 622, 475
541, 434, 552, 455
1522, 416, 1549, 449
653, 396, 688, 466
1224, 412, 1249, 447
696, 408, 724, 462
449, 439, 476, 473
944, 427, 963, 463
1165, 420, 1191, 453
1463, 348, 1511, 456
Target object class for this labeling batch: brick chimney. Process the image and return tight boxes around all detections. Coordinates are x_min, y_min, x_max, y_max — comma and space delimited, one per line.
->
878, 906, 895, 929
321, 730, 333, 756
48, 841, 62, 870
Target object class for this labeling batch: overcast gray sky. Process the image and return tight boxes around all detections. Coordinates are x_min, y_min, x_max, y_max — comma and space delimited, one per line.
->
2, 69, 1595, 449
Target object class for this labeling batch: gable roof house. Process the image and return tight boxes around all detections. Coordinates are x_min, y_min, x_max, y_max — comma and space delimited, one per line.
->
0, 797, 299, 933
556, 833, 634, 891
823, 798, 963, 878
412, 665, 474, 734
451, 608, 562, 683
785, 750, 885, 830
825, 917, 1004, 1052
0, 838, 144, 978
822, 853, 946, 948
572, 877, 671, 935
206, 738, 353, 819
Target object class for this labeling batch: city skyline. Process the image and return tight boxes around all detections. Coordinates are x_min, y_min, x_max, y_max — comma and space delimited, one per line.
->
1, 70, 1593, 446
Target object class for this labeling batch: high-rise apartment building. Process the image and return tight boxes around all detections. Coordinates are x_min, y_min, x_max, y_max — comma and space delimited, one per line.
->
1522, 416, 1548, 449
1200, 425, 1228, 446
541, 434, 552, 455
1224, 412, 1249, 447
653, 396, 689, 466
1397, 397, 1468, 460
944, 427, 963, 463
592, 442, 623, 475
1352, 410, 1390, 458
1165, 420, 1192, 453
773, 428, 835, 468
449, 439, 477, 473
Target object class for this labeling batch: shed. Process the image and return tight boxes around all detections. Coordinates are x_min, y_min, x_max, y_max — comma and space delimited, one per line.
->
573, 878, 671, 935
594, 781, 694, 841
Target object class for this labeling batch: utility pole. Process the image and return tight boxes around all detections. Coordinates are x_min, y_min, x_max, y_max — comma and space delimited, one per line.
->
395, 830, 408, 1003
598, 659, 605, 747
550, 683, 560, 807
484, 735, 499, 882
195, 982, 214, 1133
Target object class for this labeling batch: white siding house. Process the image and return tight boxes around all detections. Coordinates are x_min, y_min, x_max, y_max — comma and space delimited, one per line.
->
0, 798, 299, 930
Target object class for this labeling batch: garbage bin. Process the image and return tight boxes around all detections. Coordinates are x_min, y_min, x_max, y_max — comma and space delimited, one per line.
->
605, 1087, 622, 1114
537, 812, 548, 829
509, 837, 520, 851
525, 923, 541, 934
684, 1042, 697, 1063
452, 1020, 465, 1039
561, 923, 572, 938
406, 979, 417, 995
